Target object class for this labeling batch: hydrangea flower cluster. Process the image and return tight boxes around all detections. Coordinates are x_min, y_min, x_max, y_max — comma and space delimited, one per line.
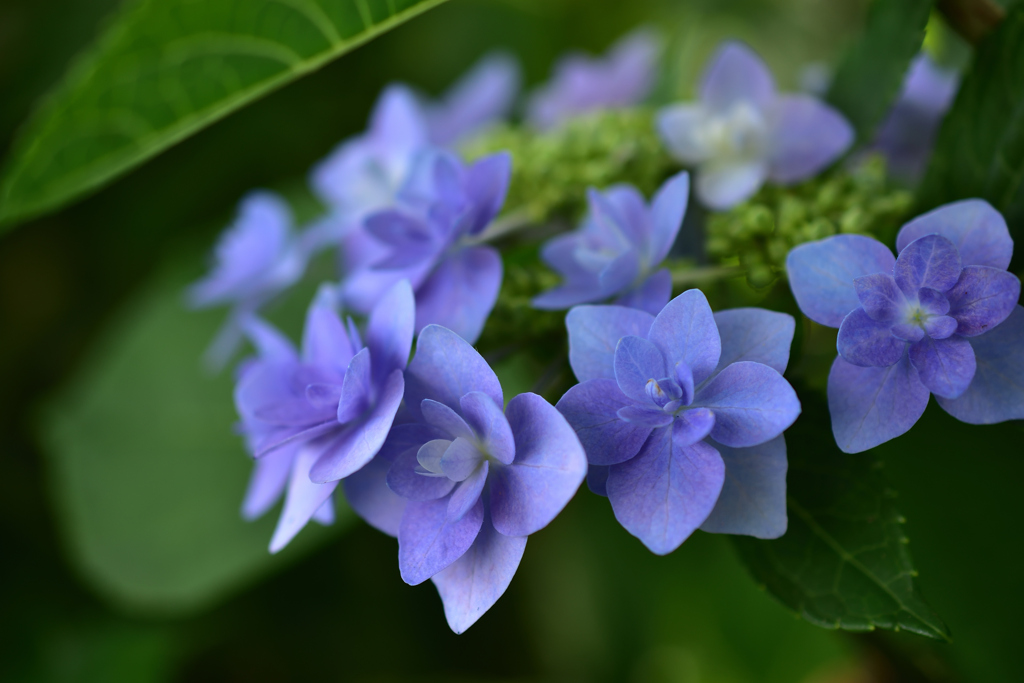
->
787, 199, 1023, 452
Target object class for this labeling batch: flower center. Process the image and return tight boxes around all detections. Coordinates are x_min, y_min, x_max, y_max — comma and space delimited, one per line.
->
701, 102, 768, 161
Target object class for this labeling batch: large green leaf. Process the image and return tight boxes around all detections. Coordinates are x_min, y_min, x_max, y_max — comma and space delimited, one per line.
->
0, 0, 448, 228
916, 5, 1024, 227
731, 404, 951, 641
826, 0, 932, 143
43, 258, 349, 615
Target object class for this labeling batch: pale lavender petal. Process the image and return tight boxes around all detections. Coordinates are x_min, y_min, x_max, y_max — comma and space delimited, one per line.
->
712, 308, 795, 375
598, 251, 641, 298
387, 445, 457, 501
302, 285, 356, 372
648, 170, 691, 265
854, 273, 906, 322
490, 393, 588, 537
657, 104, 713, 164
421, 399, 475, 441
648, 289, 721, 384
398, 495, 484, 585
615, 269, 673, 316
242, 316, 297, 363
336, 347, 372, 423
414, 246, 502, 344
463, 152, 512, 235
566, 305, 655, 382
617, 405, 675, 428
268, 446, 339, 553
837, 308, 906, 367
896, 199, 1013, 270
417, 439, 449, 474
441, 438, 486, 482
371, 84, 431, 150
460, 391, 515, 464
606, 429, 725, 555
786, 234, 896, 327
938, 305, 1024, 423
924, 316, 958, 339
312, 498, 335, 525
672, 408, 716, 448
909, 336, 976, 399
767, 95, 853, 184
241, 447, 294, 521
405, 324, 503, 418
893, 234, 961, 296
587, 465, 609, 496
431, 516, 526, 634
603, 184, 651, 247
309, 369, 405, 483
363, 211, 435, 267
306, 383, 342, 409
828, 354, 929, 453
343, 453, 407, 537
614, 335, 668, 403
366, 279, 415, 383
556, 379, 654, 466
696, 160, 768, 210
427, 52, 521, 147
700, 435, 787, 539
945, 266, 1021, 337
700, 41, 775, 112
695, 361, 800, 448
448, 461, 489, 522
891, 322, 925, 344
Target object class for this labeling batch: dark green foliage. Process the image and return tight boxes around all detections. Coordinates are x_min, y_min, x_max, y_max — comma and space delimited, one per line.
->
826, 0, 933, 142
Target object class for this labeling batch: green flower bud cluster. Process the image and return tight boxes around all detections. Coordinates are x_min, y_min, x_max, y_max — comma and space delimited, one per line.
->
705, 155, 913, 289
462, 108, 673, 223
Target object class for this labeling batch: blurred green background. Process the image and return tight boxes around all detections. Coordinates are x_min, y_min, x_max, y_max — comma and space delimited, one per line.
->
1, 0, 1022, 681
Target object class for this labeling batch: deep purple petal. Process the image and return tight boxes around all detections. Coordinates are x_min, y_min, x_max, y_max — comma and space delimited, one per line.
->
827, 354, 929, 453
767, 95, 853, 184
566, 305, 656, 382
909, 336, 976, 399
448, 461, 489, 522
268, 446, 339, 553
421, 399, 475, 441
587, 465, 609, 496
241, 447, 294, 521
786, 234, 896, 327
387, 444, 457, 501
836, 308, 906, 367
700, 41, 775, 112
414, 246, 502, 344
398, 495, 484, 585
366, 279, 415, 384
695, 361, 801, 447
431, 516, 526, 634
854, 273, 906, 322
896, 199, 1013, 270
606, 429, 725, 555
614, 335, 668, 403
301, 285, 356, 372
614, 269, 673, 316
460, 391, 515, 464
945, 266, 1021, 337
556, 379, 654, 466
648, 289, 721, 384
405, 324, 503, 419
617, 405, 675, 428
924, 316, 958, 339
893, 234, 961, 296
712, 308, 795, 376
336, 347, 372, 423
672, 408, 716, 448
342, 453, 407, 537
489, 393, 587, 537
937, 305, 1024, 423
699, 435, 787, 539
441, 438, 486, 482
648, 171, 691, 265
696, 161, 768, 210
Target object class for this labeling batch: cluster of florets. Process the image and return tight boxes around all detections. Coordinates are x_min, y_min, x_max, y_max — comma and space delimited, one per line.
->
187, 28, 1023, 634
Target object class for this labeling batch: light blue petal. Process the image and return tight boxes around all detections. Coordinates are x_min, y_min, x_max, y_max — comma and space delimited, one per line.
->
405, 324, 503, 418
566, 305, 656, 383
896, 199, 1013, 270
694, 361, 801, 448
648, 289, 721, 384
700, 435, 787, 539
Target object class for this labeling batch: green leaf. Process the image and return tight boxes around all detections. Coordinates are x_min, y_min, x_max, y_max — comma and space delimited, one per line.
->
42, 258, 349, 615
731, 407, 951, 641
826, 0, 932, 142
0, 0, 448, 228
916, 5, 1024, 227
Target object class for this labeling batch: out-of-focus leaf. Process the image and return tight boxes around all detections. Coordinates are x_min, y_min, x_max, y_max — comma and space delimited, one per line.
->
731, 403, 951, 641
0, 0, 448, 228
826, 0, 932, 142
42, 258, 348, 615
916, 5, 1024, 228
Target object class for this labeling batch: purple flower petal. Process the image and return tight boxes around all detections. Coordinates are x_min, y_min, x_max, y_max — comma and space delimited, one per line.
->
937, 305, 1024, 423
463, 153, 512, 235
431, 516, 526, 634
700, 41, 775, 112
696, 161, 768, 210
700, 435, 787, 539
441, 438, 486, 482
308, 369, 405, 483
893, 234, 961, 297
587, 465, 609, 496
426, 52, 521, 147
917, 287, 950, 316
924, 316, 957, 339
599, 251, 642, 299
615, 269, 673, 316
673, 408, 716, 447
786, 234, 897, 328
854, 273, 906, 322
909, 336, 976, 399
695, 361, 800, 447
712, 308, 795, 375
364, 211, 436, 268
366, 280, 415, 383
896, 199, 1013, 270
302, 285, 356, 372
417, 439, 449, 474
945, 266, 1021, 337
617, 405, 675, 428
342, 452, 407, 537
490, 393, 588, 537
460, 391, 515, 465
556, 379, 655, 466
387, 443, 457, 501
241, 447, 294, 521
890, 322, 925, 343
406, 324, 503, 419
827, 354, 929, 453
242, 316, 297, 363
421, 398, 475, 441
766, 95, 853, 184
336, 347, 372, 423
837, 308, 907, 367
414, 246, 502, 344
566, 305, 656, 382
398, 494, 484, 585
648, 170, 691, 265
648, 289, 721, 384
311, 498, 335, 525
268, 446, 339, 553
614, 335, 668, 403
606, 429, 725, 555
448, 461, 489, 522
